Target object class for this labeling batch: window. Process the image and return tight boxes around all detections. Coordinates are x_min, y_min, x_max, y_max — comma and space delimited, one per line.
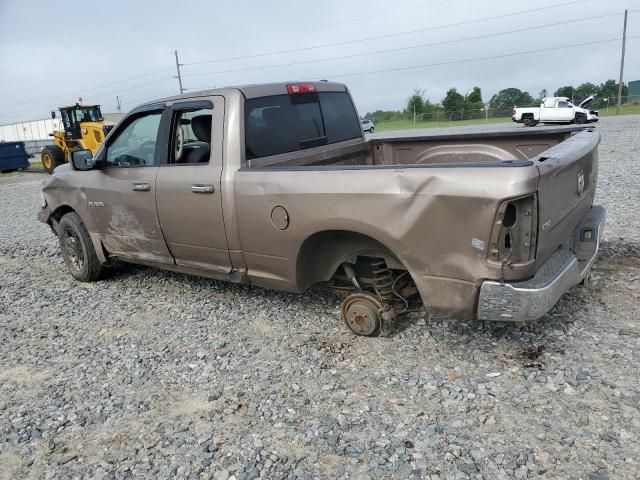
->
245, 91, 361, 159
106, 111, 162, 167
543, 98, 556, 108
169, 105, 213, 164
557, 101, 570, 108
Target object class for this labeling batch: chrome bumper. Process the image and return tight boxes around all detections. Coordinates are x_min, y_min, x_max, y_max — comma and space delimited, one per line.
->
477, 205, 605, 322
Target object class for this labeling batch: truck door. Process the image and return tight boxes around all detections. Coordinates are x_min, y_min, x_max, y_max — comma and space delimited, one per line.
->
155, 97, 232, 273
554, 100, 574, 122
83, 104, 174, 264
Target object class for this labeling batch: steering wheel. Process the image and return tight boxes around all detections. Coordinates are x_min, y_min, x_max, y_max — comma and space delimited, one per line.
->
175, 126, 184, 161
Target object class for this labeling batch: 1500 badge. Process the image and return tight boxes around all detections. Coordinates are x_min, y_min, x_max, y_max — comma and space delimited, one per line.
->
88, 201, 105, 207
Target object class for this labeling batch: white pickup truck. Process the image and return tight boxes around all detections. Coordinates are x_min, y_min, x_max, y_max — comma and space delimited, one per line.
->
513, 96, 599, 127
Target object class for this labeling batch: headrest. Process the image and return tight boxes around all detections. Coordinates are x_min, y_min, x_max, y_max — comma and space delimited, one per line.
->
191, 115, 212, 143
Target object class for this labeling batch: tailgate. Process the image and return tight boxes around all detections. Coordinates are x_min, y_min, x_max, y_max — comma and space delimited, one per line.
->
535, 129, 600, 264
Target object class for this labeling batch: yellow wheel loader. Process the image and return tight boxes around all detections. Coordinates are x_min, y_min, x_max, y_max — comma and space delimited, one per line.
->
41, 104, 114, 174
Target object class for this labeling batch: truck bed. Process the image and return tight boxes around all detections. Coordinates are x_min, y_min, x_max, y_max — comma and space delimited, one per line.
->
245, 125, 592, 169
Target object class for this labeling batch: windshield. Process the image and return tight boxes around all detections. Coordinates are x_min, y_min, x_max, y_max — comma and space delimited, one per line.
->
245, 91, 361, 159
73, 106, 103, 123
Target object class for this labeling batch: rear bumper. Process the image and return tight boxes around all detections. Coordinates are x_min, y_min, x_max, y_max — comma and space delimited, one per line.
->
477, 205, 605, 322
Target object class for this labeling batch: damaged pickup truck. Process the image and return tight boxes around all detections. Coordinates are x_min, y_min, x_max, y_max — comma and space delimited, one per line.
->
39, 81, 605, 336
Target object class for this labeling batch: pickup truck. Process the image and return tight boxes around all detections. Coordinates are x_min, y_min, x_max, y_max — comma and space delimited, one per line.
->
39, 81, 605, 336
513, 96, 599, 127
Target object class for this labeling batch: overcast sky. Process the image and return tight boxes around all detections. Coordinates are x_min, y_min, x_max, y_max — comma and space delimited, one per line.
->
0, 0, 638, 123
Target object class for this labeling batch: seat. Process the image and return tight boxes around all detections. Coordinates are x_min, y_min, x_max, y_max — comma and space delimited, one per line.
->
183, 114, 212, 163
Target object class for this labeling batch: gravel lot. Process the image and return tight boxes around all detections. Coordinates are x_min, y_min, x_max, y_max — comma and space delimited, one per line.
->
1, 116, 639, 480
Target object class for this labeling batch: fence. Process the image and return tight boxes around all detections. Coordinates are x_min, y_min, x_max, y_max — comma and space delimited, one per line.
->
369, 95, 640, 130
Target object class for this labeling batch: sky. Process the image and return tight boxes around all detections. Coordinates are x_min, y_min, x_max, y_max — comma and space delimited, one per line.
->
0, 0, 638, 123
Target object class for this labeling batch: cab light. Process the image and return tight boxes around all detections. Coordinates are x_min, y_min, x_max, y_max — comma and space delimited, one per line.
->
287, 83, 316, 94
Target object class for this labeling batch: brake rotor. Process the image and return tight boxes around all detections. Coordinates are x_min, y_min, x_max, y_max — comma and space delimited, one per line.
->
340, 293, 383, 336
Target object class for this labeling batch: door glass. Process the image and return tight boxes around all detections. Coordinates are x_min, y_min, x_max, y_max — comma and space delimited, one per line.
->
106, 111, 162, 167
170, 106, 213, 164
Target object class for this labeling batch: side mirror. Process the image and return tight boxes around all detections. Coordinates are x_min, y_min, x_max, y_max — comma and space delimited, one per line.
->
70, 149, 95, 171
51, 111, 56, 119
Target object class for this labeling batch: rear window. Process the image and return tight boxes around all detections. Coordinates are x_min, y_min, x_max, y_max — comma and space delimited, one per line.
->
245, 91, 361, 159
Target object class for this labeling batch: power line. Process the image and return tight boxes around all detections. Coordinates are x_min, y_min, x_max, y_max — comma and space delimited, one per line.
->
195, 0, 454, 51
184, 0, 591, 67
0, 0, 450, 111
184, 10, 627, 79
0, 67, 175, 110
324, 35, 640, 80
0, 77, 175, 118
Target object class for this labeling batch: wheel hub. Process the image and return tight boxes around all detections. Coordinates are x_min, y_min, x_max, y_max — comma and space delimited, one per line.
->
63, 227, 84, 272
341, 293, 383, 336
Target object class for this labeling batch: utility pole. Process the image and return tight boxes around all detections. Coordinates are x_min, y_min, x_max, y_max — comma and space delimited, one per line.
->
616, 9, 628, 115
116, 96, 121, 113
174, 50, 184, 95
413, 102, 416, 128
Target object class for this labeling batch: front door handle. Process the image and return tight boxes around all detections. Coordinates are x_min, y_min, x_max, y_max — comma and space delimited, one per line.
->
132, 183, 150, 191
191, 184, 215, 194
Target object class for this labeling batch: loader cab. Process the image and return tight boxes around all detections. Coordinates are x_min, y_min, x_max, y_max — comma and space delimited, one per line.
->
57, 104, 103, 140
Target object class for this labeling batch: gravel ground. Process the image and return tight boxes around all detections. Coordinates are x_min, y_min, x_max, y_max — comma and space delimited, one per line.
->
1, 116, 639, 480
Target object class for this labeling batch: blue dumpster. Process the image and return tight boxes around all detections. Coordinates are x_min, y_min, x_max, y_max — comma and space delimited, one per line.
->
0, 141, 30, 173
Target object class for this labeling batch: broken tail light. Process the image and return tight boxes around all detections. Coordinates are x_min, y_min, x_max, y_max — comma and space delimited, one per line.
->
488, 194, 537, 265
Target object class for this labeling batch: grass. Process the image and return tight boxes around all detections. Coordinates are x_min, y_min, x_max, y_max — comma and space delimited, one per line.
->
596, 102, 640, 116
374, 102, 640, 131
0, 160, 42, 176
375, 116, 511, 131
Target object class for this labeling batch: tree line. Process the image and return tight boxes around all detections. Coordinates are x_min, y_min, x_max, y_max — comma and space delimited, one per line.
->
364, 79, 631, 123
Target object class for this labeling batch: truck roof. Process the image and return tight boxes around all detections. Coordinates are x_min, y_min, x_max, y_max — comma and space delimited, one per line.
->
144, 81, 348, 108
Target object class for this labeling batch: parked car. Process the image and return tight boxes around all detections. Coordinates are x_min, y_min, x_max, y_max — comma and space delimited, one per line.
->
360, 118, 374, 133
513, 96, 599, 127
39, 81, 605, 336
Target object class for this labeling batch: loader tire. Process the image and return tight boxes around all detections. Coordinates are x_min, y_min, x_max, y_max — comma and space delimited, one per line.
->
41, 145, 65, 174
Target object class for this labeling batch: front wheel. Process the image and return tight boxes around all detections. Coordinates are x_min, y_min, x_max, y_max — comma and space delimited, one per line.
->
58, 212, 103, 282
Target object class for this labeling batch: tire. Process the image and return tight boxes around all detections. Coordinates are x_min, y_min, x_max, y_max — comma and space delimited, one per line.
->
369, 127, 374, 133
523, 117, 538, 127
574, 113, 587, 125
41, 145, 65, 174
57, 212, 103, 282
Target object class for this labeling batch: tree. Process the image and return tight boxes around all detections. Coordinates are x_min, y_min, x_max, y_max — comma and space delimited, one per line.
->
554, 85, 574, 99
489, 88, 535, 116
464, 86, 483, 119
597, 79, 628, 105
405, 88, 426, 116
538, 89, 548, 100
574, 83, 597, 104
442, 88, 465, 119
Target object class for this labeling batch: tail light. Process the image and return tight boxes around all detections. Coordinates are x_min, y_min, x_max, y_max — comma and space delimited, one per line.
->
512, 107, 516, 116
488, 194, 537, 265
287, 83, 316, 94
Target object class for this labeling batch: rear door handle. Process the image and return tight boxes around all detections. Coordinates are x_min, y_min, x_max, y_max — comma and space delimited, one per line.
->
191, 184, 215, 194
132, 183, 150, 191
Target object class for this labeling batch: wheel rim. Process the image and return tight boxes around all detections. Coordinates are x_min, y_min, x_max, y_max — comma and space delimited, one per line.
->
42, 152, 52, 170
341, 294, 382, 336
62, 226, 84, 273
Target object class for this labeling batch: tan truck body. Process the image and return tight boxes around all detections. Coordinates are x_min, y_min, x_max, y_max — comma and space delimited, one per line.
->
39, 81, 605, 332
